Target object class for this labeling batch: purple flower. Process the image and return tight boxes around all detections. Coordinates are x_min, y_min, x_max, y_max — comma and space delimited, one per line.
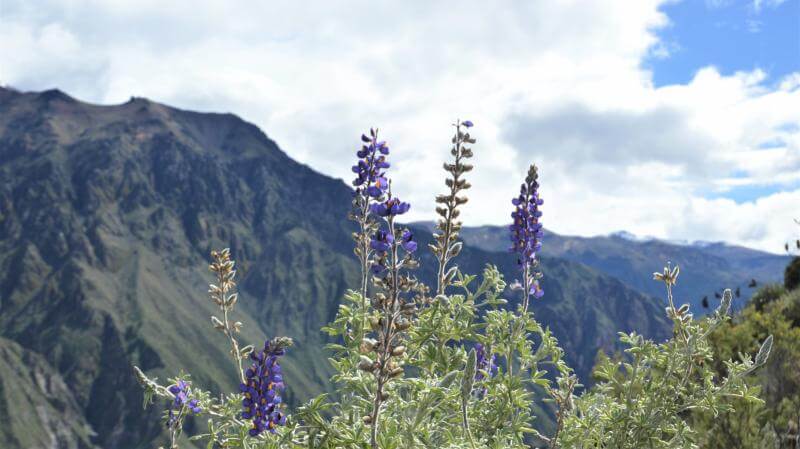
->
474, 343, 498, 382
370, 197, 411, 217
400, 229, 417, 253
352, 129, 391, 198
370, 230, 394, 274
240, 340, 288, 435
166, 379, 201, 428
473, 343, 497, 397
370, 230, 394, 252
509, 165, 544, 300
462, 120, 474, 128
366, 176, 389, 198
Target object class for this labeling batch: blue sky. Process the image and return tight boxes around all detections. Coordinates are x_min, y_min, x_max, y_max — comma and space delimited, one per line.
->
647, 0, 799, 87
646, 0, 799, 205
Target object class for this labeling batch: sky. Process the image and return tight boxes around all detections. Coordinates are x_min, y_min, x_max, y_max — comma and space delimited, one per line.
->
1, 0, 798, 253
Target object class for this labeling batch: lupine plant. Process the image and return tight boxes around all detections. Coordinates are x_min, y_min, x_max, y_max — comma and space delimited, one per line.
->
134, 120, 774, 449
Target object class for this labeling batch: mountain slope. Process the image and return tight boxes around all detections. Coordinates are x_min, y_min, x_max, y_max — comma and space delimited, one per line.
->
0, 338, 97, 449
0, 87, 667, 449
446, 224, 790, 311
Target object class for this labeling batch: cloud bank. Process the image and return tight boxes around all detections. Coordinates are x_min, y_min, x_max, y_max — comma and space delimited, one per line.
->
1, 0, 797, 253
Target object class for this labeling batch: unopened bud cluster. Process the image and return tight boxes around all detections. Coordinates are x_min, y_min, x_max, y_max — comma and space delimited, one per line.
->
432, 119, 475, 295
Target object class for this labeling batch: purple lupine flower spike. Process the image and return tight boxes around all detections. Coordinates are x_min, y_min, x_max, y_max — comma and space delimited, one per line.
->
473, 343, 498, 397
509, 164, 544, 311
474, 344, 497, 381
240, 340, 288, 435
352, 131, 391, 198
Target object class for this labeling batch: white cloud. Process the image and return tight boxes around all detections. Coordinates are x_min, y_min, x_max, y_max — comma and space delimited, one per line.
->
753, 0, 788, 13
0, 0, 797, 253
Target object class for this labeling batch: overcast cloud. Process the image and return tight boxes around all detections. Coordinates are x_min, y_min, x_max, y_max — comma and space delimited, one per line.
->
1, 0, 798, 253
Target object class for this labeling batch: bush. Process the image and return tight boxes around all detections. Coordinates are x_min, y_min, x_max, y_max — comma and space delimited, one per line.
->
693, 287, 800, 448
751, 283, 788, 311
785, 256, 800, 291
133, 122, 772, 449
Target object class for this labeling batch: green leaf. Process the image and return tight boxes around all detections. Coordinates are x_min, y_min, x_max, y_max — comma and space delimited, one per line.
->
754, 335, 773, 367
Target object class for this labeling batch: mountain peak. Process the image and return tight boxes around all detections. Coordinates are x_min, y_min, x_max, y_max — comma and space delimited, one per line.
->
37, 88, 76, 103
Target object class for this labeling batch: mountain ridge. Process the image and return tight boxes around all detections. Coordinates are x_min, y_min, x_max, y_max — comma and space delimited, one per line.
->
417, 222, 790, 311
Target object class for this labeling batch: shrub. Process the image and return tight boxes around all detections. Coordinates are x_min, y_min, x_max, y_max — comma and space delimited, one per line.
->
750, 283, 788, 311
692, 287, 800, 448
134, 121, 772, 449
785, 257, 800, 291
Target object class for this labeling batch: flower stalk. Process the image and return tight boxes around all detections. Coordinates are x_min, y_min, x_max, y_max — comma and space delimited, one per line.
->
351, 129, 391, 341
362, 189, 419, 449
432, 120, 475, 296
209, 248, 248, 383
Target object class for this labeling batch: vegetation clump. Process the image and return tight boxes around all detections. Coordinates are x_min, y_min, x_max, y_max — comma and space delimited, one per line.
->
690, 285, 800, 448
134, 121, 772, 449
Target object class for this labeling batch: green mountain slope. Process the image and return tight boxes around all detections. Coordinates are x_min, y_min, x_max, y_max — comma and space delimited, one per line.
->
0, 87, 667, 449
0, 337, 97, 449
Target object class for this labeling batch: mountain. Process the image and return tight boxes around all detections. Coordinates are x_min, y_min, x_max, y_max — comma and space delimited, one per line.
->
0, 87, 667, 449
442, 224, 790, 312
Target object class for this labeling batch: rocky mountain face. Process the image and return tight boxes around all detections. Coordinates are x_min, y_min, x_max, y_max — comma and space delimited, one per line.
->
439, 224, 790, 312
0, 87, 668, 449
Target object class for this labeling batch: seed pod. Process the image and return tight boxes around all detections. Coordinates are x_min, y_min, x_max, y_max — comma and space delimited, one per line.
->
389, 367, 404, 378
360, 338, 378, 353
391, 346, 406, 357
369, 317, 381, 331
358, 356, 375, 372
448, 242, 463, 258
225, 293, 238, 307
362, 415, 372, 425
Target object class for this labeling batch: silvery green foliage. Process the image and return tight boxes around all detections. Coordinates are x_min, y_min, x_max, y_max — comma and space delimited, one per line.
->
133, 122, 772, 449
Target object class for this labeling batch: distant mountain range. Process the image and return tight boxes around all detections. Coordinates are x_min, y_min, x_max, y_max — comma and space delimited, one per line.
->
0, 87, 784, 449
418, 223, 789, 311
